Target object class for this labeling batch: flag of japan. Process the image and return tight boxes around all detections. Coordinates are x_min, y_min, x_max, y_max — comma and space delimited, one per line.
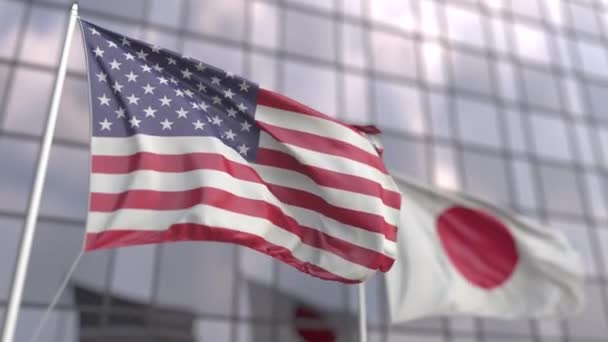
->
385, 173, 584, 321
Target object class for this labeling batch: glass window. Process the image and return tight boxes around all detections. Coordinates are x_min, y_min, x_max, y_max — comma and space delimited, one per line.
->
576, 39, 608, 79
497, 61, 518, 102
370, 1, 416, 32
195, 320, 231, 341
564, 77, 584, 116
371, 31, 417, 80
82, 0, 146, 20
513, 23, 551, 64
0, 218, 21, 300
141, 29, 181, 52
0, 1, 26, 59
555, 35, 574, 70
148, 0, 183, 28
287, 0, 334, 11
0, 65, 9, 108
110, 245, 155, 301
568, 3, 600, 36
433, 144, 460, 191
382, 134, 428, 181
422, 41, 446, 86
539, 165, 583, 216
187, 0, 245, 41
388, 333, 444, 342
284, 61, 336, 116
19, 7, 67, 66
451, 49, 492, 96
183, 39, 244, 75
238, 250, 274, 318
252, 2, 279, 49
0, 137, 38, 213
585, 82, 608, 122
249, 53, 277, 91
16, 308, 63, 342
462, 151, 510, 206
545, 0, 566, 27
56, 76, 89, 143
374, 80, 426, 135
3, 67, 54, 136
599, 128, 608, 169
573, 123, 595, 166
285, 9, 335, 61
505, 109, 528, 153
483, 318, 532, 337
40, 145, 89, 219
521, 67, 560, 111
510, 0, 542, 19
341, 22, 367, 69
342, 0, 363, 17
568, 283, 608, 338
456, 97, 501, 149
598, 229, 608, 276
420, 0, 441, 38
429, 91, 451, 139
511, 159, 538, 210
342, 72, 370, 123
491, 18, 509, 54
67, 26, 86, 74
530, 114, 572, 162
585, 172, 608, 220
445, 4, 485, 49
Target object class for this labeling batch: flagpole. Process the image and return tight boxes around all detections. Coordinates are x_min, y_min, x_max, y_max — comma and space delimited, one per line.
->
358, 283, 368, 342
1, 3, 79, 342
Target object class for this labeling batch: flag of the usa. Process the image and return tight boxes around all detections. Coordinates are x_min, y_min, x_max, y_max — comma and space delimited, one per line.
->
81, 19, 401, 283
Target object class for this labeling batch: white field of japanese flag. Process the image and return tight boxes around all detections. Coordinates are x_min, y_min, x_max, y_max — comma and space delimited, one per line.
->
385, 173, 585, 321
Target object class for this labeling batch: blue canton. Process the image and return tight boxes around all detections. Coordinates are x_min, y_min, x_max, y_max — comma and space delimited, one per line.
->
81, 20, 260, 160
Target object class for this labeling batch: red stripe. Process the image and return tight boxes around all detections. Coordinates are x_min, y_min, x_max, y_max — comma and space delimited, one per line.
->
256, 148, 401, 209
258, 122, 387, 174
85, 226, 360, 283
351, 125, 382, 135
257, 88, 362, 135
90, 187, 395, 269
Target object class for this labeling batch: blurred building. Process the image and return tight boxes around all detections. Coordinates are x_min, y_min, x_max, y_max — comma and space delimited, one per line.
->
0, 0, 607, 341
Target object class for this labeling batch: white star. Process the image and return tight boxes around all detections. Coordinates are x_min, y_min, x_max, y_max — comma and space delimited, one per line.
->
181, 68, 193, 79
174, 89, 184, 97
143, 106, 157, 118
141, 64, 152, 73
197, 83, 207, 92
195, 62, 206, 72
157, 77, 168, 85
211, 116, 223, 126
98, 94, 111, 106
159, 96, 172, 107
109, 59, 121, 70
238, 103, 248, 112
176, 107, 189, 118
107, 40, 118, 48
99, 118, 112, 131
93, 46, 104, 57
241, 121, 252, 132
89, 27, 100, 36
191, 102, 200, 110
95, 72, 107, 82
123, 52, 135, 61
239, 80, 250, 92
184, 89, 194, 98
136, 49, 148, 60
169, 77, 178, 85
160, 118, 174, 130
125, 71, 139, 82
211, 77, 221, 86
224, 130, 236, 140
225, 70, 235, 78
112, 81, 124, 93
193, 120, 205, 130
212, 96, 222, 105
151, 45, 161, 53
226, 108, 237, 117
199, 101, 209, 112
224, 88, 235, 99
237, 144, 250, 156
129, 116, 141, 128
153, 64, 164, 72
126, 94, 140, 105
120, 37, 131, 46
167, 57, 177, 65
142, 83, 155, 94
115, 107, 126, 118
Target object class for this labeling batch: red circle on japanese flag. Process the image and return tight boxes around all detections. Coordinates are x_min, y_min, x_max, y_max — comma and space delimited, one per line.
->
436, 206, 519, 289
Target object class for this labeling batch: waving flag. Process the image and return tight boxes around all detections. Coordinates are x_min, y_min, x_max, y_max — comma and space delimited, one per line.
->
80, 20, 400, 283
386, 173, 584, 320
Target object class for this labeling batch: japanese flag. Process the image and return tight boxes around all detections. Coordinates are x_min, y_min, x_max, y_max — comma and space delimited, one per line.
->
385, 173, 585, 321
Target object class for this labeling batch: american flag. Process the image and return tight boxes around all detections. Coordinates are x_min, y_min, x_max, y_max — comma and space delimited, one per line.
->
81, 19, 401, 283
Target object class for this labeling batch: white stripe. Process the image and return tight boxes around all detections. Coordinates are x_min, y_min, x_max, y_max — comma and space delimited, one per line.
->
87, 205, 374, 280
259, 132, 396, 192
253, 164, 399, 225
255, 104, 377, 155
90, 169, 395, 255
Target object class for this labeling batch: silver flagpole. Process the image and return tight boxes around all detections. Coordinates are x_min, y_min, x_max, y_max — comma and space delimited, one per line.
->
358, 283, 368, 342
1, 3, 79, 342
